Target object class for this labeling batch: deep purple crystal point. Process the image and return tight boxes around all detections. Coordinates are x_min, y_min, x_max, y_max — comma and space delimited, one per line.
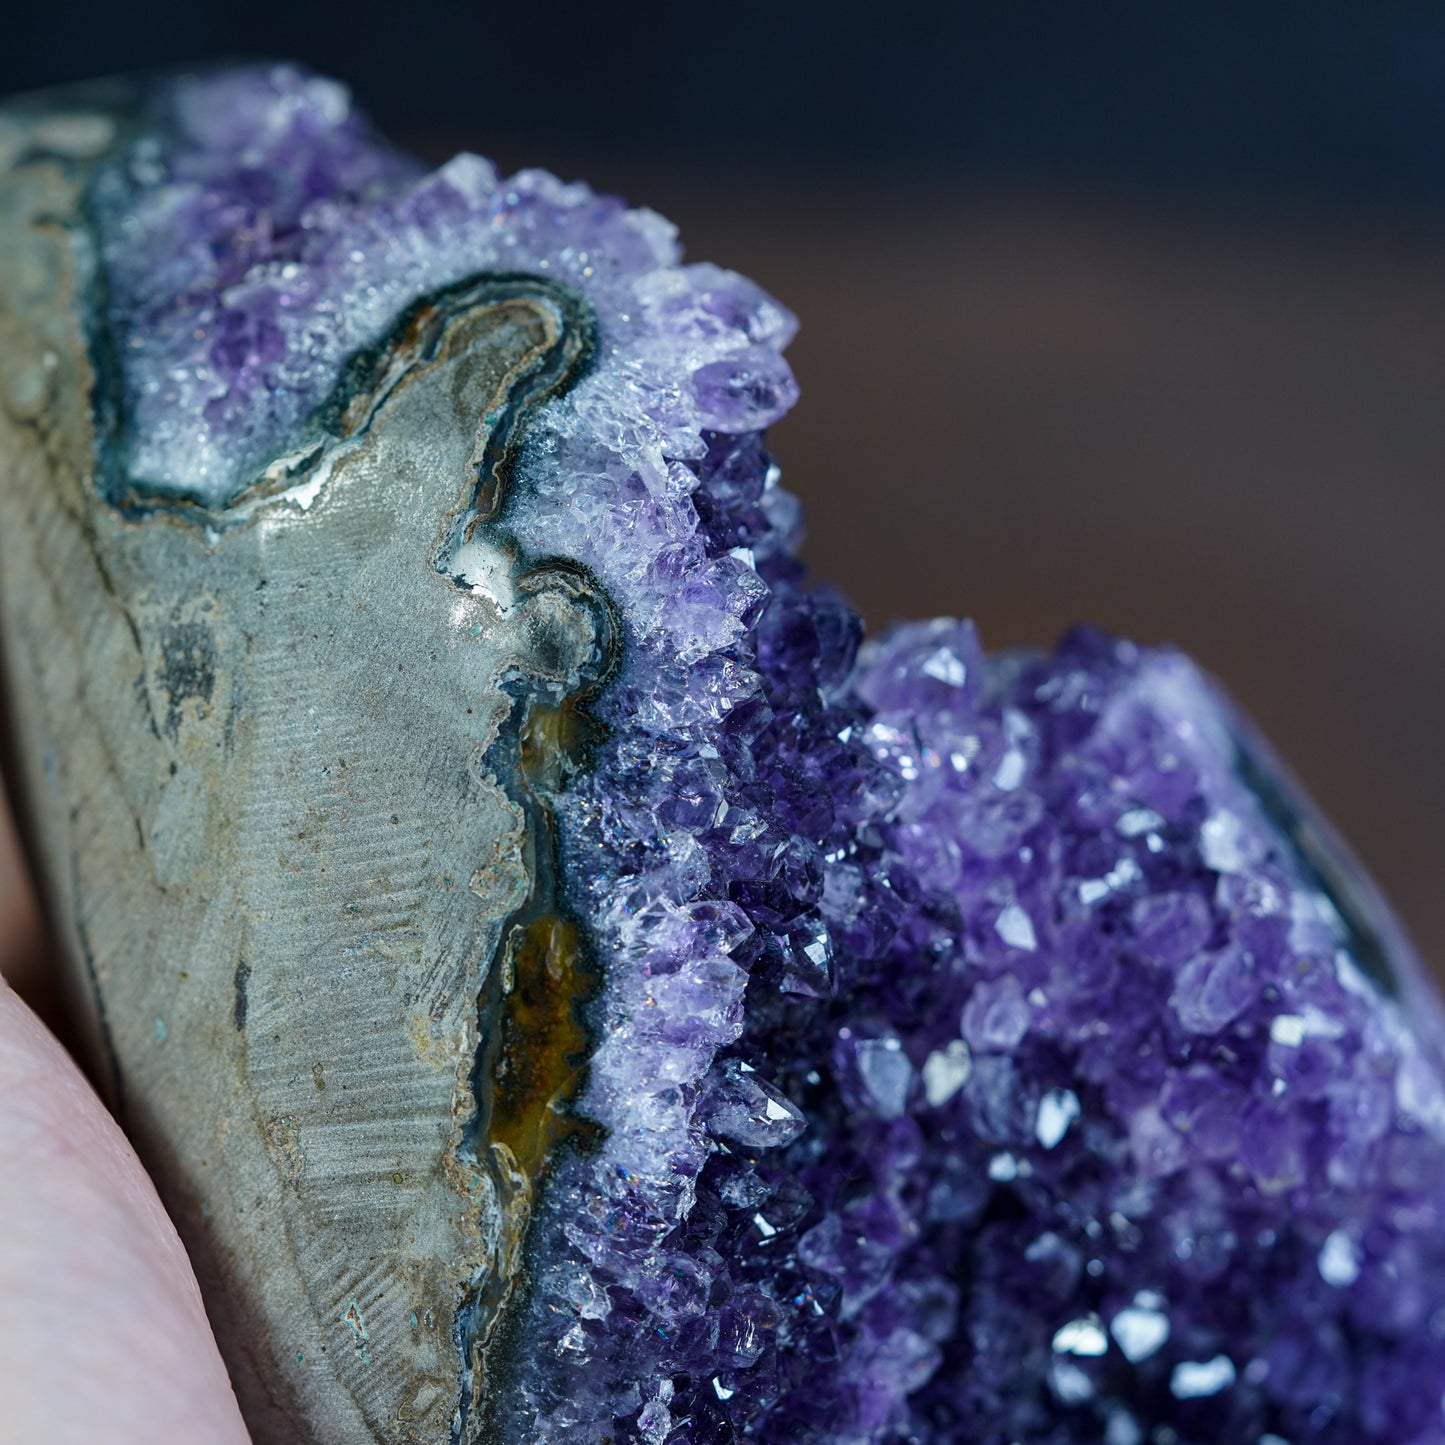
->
88, 64, 1445, 1445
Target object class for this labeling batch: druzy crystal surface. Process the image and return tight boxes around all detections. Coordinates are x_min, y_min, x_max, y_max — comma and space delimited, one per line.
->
88, 66, 1445, 1444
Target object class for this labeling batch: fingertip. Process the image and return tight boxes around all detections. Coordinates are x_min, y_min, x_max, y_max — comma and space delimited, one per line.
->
0, 979, 251, 1443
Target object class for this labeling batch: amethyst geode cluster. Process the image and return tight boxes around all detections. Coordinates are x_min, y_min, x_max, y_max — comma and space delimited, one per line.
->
91, 66, 1445, 1444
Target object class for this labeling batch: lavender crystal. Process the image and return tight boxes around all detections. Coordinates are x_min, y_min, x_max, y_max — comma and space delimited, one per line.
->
90, 64, 1445, 1444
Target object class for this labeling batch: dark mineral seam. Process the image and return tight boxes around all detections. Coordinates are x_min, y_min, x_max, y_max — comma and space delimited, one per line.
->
233, 957, 251, 1032
467, 566, 620, 1444
1228, 722, 1403, 999
414, 295, 621, 1445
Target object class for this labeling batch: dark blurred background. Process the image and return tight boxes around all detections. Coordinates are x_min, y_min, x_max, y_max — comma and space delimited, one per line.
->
3, 4, 1444, 977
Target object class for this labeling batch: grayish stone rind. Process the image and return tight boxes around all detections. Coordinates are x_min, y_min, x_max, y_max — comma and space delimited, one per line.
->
0, 95, 606, 1444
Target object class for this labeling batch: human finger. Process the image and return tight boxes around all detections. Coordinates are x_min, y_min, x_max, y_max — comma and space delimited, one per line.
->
0, 977, 250, 1444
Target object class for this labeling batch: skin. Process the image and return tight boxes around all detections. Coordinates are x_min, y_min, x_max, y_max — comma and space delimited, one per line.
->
0, 781, 250, 1444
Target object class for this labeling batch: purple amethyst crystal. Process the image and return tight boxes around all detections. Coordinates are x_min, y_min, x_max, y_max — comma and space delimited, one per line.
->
73, 63, 1445, 1444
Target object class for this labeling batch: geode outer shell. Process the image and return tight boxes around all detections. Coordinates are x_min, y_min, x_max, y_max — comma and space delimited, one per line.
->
0, 85, 611, 1444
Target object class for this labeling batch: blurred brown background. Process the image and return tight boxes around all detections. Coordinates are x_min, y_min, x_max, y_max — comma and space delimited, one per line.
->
3, 5, 1444, 1000
707, 187, 1445, 970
